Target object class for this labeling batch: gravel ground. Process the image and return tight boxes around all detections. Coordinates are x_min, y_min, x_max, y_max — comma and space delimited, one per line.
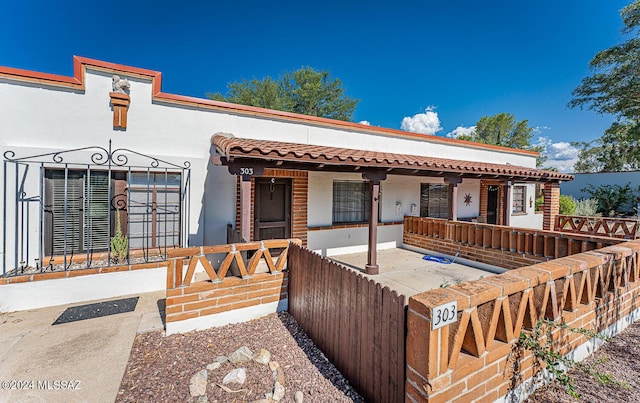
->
525, 321, 640, 402
117, 312, 364, 402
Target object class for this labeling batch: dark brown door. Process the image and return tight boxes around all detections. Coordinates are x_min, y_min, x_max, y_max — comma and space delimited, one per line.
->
254, 178, 292, 241
487, 186, 499, 224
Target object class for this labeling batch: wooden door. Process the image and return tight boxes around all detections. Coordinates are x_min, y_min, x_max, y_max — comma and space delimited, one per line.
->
487, 186, 499, 224
254, 178, 292, 241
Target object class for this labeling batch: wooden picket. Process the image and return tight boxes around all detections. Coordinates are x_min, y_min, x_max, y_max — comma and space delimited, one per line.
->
288, 244, 406, 403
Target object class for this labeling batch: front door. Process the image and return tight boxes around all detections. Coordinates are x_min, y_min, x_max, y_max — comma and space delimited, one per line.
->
487, 186, 499, 224
254, 178, 292, 241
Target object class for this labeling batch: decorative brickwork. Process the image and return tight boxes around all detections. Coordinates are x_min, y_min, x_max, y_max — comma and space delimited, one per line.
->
543, 182, 560, 231
405, 237, 640, 402
165, 240, 299, 324
403, 216, 622, 270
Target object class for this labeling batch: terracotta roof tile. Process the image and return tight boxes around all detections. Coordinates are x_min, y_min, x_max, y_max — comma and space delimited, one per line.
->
212, 135, 573, 181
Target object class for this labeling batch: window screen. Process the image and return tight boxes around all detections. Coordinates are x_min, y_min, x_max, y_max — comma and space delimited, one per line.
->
513, 185, 526, 213
332, 181, 371, 224
420, 183, 449, 219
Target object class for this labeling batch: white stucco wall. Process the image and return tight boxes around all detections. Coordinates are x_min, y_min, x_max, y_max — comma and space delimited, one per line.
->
561, 171, 640, 213
0, 62, 541, 272
509, 183, 543, 229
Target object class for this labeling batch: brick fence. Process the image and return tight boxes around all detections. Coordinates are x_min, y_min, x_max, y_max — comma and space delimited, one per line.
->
404, 216, 622, 269
165, 239, 300, 334
405, 240, 640, 402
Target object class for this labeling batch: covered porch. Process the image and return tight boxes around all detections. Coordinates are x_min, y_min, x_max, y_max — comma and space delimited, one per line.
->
328, 246, 497, 297
211, 133, 573, 274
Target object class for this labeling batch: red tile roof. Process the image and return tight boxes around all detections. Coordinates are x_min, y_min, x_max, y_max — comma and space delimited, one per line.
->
212, 135, 573, 182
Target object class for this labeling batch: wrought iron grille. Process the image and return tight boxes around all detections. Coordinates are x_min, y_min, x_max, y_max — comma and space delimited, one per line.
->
2, 141, 191, 276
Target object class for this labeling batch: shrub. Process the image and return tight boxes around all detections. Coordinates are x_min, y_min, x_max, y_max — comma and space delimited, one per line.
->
574, 198, 599, 217
581, 183, 637, 216
535, 196, 544, 212
110, 209, 128, 264
559, 195, 576, 215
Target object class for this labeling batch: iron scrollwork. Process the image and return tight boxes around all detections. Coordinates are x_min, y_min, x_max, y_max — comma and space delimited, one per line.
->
3, 140, 191, 169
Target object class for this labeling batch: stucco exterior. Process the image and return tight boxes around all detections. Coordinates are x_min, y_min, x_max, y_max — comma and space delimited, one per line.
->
0, 57, 547, 273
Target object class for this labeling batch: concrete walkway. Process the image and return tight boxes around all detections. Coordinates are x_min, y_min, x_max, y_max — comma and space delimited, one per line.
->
0, 248, 495, 402
0, 290, 165, 403
330, 247, 499, 298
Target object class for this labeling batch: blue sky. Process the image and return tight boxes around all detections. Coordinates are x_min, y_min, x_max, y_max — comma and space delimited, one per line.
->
1, 0, 632, 171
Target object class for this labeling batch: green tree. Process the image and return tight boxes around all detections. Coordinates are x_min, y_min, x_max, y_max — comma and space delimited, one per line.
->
581, 183, 637, 216
569, 1, 640, 171
459, 113, 546, 167
207, 67, 359, 121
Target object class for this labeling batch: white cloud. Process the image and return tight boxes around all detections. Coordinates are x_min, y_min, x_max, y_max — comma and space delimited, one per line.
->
533, 126, 551, 135
401, 106, 442, 135
358, 120, 371, 126
447, 125, 476, 139
536, 136, 579, 173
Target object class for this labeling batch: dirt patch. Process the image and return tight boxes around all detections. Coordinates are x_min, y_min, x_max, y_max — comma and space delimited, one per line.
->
525, 321, 640, 402
117, 312, 363, 402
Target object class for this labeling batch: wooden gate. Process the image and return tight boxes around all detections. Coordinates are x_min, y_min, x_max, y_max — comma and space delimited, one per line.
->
288, 243, 406, 403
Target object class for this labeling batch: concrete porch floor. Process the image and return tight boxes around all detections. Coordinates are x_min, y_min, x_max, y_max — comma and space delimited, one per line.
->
329, 247, 499, 298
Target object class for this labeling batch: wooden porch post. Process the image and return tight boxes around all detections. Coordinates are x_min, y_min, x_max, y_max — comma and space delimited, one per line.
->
227, 162, 265, 243
446, 176, 462, 221
503, 182, 512, 227
363, 171, 387, 275
239, 176, 252, 242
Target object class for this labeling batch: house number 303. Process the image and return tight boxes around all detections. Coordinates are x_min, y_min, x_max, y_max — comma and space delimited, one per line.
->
240, 167, 254, 175
432, 301, 458, 330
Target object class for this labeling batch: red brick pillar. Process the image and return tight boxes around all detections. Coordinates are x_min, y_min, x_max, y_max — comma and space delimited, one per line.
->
543, 182, 560, 231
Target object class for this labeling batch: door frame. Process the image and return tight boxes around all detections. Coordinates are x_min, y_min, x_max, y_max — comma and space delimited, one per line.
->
253, 177, 292, 241
486, 185, 500, 225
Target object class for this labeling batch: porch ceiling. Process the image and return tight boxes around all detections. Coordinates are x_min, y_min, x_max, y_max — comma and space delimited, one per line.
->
211, 134, 573, 182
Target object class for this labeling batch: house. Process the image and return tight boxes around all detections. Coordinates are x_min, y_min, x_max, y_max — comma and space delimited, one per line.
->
0, 56, 571, 310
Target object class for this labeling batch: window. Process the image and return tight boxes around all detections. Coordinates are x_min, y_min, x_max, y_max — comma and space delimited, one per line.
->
420, 184, 449, 218
44, 169, 182, 256
332, 181, 371, 224
512, 185, 526, 214
128, 172, 182, 250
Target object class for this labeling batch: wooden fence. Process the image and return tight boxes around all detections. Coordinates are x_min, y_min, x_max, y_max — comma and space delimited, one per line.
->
556, 215, 640, 239
288, 243, 406, 403
404, 216, 622, 269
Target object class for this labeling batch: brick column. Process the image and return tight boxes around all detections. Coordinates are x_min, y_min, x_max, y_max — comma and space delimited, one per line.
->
543, 182, 560, 231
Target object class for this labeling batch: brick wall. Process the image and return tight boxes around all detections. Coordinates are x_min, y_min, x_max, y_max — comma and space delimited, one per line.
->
405, 240, 640, 402
165, 272, 287, 323
404, 232, 546, 269
403, 216, 621, 270
165, 240, 298, 328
